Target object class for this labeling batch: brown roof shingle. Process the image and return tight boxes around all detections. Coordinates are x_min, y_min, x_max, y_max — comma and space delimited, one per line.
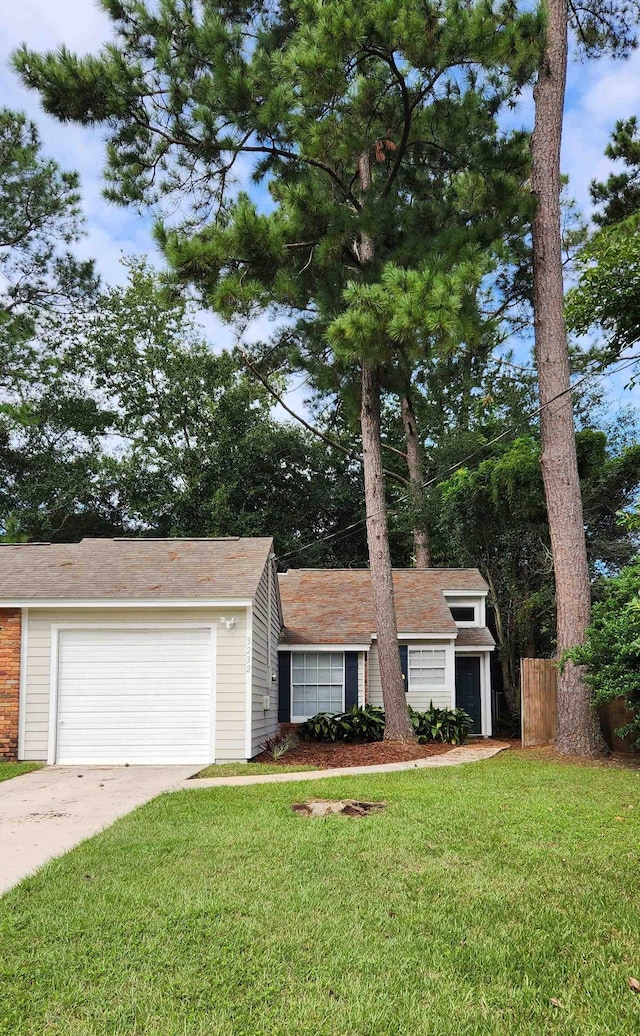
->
278, 568, 489, 645
0, 538, 273, 600
454, 627, 496, 648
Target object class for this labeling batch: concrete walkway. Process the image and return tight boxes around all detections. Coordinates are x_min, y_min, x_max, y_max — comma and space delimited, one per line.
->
0, 764, 199, 896
184, 741, 510, 788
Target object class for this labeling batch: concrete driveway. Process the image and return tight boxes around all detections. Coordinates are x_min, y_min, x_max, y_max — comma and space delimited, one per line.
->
0, 764, 200, 895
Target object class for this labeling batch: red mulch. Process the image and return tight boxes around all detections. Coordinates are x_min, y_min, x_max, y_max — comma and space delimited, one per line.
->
253, 737, 491, 769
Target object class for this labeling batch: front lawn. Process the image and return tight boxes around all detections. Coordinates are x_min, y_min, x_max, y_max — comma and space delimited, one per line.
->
0, 762, 42, 783
195, 762, 318, 778
1, 752, 639, 1034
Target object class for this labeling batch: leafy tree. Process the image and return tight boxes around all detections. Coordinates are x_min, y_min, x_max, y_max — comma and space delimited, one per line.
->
591, 116, 640, 226
432, 428, 640, 714
0, 108, 97, 373
14, 0, 540, 741
434, 437, 552, 712
0, 261, 367, 561
564, 562, 640, 748
0, 107, 105, 539
567, 122, 640, 367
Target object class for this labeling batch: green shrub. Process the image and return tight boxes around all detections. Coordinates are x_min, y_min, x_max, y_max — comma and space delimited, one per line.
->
563, 561, 640, 747
298, 703, 471, 745
410, 704, 473, 744
298, 705, 385, 743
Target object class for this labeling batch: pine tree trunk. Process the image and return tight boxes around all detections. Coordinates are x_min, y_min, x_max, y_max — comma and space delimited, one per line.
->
531, 0, 606, 756
362, 363, 415, 741
400, 390, 431, 568
358, 150, 414, 743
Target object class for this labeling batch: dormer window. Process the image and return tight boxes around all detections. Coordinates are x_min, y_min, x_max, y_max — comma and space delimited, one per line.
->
450, 605, 476, 624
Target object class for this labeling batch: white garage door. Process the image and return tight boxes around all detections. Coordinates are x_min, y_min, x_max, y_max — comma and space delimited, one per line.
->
56, 627, 213, 764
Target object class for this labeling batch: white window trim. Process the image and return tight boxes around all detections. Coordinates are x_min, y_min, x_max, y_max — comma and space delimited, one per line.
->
290, 651, 345, 723
407, 646, 447, 691
443, 591, 487, 626
46, 621, 218, 766
245, 605, 253, 759
442, 589, 488, 597
18, 608, 28, 761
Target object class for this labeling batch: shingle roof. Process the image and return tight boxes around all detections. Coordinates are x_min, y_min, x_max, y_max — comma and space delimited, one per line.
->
454, 627, 496, 648
0, 538, 273, 600
278, 568, 489, 645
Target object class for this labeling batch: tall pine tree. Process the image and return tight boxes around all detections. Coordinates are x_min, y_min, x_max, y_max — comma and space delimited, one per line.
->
530, 0, 638, 756
16, 0, 539, 740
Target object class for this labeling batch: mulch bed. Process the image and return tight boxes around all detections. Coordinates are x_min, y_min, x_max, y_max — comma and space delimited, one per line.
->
252, 738, 490, 769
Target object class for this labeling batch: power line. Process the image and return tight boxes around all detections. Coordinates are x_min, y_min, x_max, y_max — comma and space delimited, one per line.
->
275, 351, 640, 565
238, 345, 410, 487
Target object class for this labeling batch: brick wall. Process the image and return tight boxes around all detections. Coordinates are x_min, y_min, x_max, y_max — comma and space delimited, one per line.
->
0, 609, 21, 760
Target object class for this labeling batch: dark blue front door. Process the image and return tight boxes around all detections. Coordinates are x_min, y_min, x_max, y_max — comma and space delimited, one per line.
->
455, 656, 482, 734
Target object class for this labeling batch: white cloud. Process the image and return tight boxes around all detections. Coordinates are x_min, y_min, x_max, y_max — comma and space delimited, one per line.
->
562, 50, 640, 214
1, 0, 110, 51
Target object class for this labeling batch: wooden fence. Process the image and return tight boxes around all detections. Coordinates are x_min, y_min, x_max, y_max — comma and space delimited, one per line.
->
520, 656, 637, 753
521, 657, 557, 747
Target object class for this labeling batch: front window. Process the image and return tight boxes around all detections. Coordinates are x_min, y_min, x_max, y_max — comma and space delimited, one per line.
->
291, 652, 344, 721
408, 648, 446, 688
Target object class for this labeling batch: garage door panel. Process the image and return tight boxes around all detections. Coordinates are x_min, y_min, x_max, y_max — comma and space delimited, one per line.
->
58, 684, 210, 697
56, 627, 213, 765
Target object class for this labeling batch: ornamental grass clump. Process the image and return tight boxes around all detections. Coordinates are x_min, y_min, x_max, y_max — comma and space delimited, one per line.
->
258, 731, 299, 760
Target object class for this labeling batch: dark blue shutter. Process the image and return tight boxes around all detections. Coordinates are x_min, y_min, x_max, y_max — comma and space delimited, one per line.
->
344, 652, 358, 709
399, 644, 408, 692
278, 652, 291, 722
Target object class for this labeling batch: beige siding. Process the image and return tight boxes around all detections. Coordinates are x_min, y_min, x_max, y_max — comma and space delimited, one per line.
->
250, 559, 280, 756
368, 640, 456, 712
21, 606, 248, 762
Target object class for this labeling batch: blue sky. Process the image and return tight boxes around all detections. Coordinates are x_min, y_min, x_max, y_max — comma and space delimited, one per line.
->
2, 0, 640, 412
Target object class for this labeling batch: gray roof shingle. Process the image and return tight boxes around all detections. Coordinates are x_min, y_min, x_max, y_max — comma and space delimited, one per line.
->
0, 538, 273, 600
454, 627, 496, 648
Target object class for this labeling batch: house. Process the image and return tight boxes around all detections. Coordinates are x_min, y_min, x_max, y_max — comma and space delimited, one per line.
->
278, 568, 494, 734
0, 538, 494, 765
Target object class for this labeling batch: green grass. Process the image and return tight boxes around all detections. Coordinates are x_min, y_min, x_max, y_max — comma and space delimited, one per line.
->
0, 762, 42, 782
1, 753, 640, 1035
194, 762, 318, 778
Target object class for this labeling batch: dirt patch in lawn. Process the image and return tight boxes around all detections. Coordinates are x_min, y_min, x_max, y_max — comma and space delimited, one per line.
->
292, 799, 387, 817
253, 738, 488, 769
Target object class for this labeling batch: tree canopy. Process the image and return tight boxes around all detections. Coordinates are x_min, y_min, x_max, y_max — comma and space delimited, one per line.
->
567, 121, 640, 368
0, 258, 367, 559
0, 108, 97, 372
